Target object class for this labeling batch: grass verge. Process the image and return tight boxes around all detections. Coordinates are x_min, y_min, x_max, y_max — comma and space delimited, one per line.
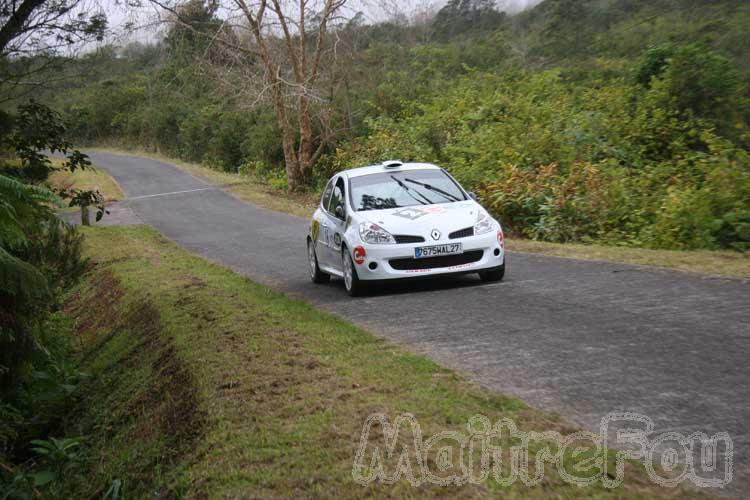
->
507, 239, 750, 279
59, 225, 703, 498
87, 146, 748, 279
48, 159, 125, 204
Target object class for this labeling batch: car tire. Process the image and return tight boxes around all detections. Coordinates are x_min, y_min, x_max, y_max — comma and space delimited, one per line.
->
479, 264, 505, 282
307, 238, 330, 284
342, 247, 365, 297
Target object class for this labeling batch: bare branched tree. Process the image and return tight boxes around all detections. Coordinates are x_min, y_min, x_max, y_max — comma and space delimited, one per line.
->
228, 0, 350, 189
153, 0, 352, 189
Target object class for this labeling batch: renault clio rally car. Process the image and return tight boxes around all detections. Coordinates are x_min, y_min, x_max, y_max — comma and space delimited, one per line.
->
307, 161, 505, 296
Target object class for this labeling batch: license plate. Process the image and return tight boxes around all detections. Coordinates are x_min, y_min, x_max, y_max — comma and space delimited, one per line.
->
414, 243, 463, 259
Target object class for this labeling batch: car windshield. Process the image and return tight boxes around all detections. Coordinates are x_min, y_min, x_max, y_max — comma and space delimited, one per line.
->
349, 169, 466, 212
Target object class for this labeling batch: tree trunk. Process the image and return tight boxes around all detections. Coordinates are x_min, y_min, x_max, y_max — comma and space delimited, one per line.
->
81, 206, 90, 226
296, 94, 315, 189
281, 128, 302, 191
267, 75, 303, 191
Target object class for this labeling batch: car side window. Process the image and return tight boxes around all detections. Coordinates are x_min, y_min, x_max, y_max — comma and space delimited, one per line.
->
321, 179, 334, 209
328, 178, 345, 219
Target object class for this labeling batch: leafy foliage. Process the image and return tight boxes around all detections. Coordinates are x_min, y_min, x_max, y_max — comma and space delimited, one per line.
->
324, 66, 750, 249
28, 0, 750, 251
0, 102, 91, 497
30, 437, 85, 480
432, 0, 508, 41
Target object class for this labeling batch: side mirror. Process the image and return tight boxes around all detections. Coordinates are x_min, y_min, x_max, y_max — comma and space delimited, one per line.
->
335, 204, 345, 219
468, 192, 478, 201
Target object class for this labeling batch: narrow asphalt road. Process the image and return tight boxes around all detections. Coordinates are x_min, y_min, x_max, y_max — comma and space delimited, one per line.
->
82, 151, 749, 495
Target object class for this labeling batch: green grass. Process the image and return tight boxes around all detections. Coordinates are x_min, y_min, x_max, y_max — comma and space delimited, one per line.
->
507, 239, 750, 279
59, 225, 705, 498
48, 160, 125, 203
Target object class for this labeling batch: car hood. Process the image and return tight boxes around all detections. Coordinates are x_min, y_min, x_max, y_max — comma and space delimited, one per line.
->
358, 201, 484, 238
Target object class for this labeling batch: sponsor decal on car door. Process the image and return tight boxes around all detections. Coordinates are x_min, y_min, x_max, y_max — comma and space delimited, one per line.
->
318, 216, 334, 268
311, 214, 332, 268
324, 178, 347, 270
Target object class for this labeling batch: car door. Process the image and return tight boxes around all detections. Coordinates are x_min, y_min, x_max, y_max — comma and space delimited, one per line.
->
313, 178, 335, 269
320, 176, 347, 271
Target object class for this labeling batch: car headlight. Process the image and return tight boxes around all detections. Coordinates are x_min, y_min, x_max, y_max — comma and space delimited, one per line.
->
474, 212, 495, 235
359, 222, 396, 244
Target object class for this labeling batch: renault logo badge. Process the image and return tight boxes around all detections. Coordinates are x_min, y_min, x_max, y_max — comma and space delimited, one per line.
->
431, 229, 441, 241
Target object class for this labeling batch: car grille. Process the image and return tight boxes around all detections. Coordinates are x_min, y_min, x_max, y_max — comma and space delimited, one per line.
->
394, 234, 425, 244
389, 250, 484, 271
449, 227, 474, 239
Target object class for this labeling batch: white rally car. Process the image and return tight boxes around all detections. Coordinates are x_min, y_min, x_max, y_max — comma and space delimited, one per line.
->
307, 161, 505, 296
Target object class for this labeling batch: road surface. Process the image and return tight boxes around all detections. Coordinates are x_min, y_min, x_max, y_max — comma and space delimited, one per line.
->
79, 151, 750, 496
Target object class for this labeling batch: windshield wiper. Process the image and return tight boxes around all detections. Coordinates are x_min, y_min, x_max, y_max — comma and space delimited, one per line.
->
389, 175, 431, 205
403, 178, 462, 202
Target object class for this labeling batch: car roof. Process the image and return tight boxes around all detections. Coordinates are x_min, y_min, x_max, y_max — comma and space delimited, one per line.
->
339, 162, 442, 179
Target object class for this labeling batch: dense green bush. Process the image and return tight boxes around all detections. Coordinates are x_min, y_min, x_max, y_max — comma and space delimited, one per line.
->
323, 63, 749, 249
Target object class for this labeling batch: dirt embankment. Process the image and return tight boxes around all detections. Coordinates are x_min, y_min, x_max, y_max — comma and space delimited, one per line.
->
63, 266, 206, 498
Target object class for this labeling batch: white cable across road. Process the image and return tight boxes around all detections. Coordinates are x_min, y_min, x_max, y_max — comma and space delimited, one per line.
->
127, 187, 217, 200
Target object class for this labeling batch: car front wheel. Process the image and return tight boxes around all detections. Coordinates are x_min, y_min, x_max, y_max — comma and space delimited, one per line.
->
342, 247, 365, 297
307, 239, 330, 284
479, 263, 505, 282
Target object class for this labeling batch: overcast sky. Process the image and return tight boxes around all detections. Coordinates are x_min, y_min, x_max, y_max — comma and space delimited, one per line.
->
499, 0, 544, 13
101, 0, 545, 47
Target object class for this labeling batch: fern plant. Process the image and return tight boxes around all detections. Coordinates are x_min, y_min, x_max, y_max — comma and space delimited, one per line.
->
0, 173, 59, 301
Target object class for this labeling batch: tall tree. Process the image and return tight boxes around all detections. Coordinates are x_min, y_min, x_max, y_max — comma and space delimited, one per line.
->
0, 0, 107, 98
158, 0, 349, 190
432, 0, 506, 41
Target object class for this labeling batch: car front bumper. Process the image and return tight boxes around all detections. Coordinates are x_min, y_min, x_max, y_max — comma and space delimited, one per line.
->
352, 231, 505, 281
